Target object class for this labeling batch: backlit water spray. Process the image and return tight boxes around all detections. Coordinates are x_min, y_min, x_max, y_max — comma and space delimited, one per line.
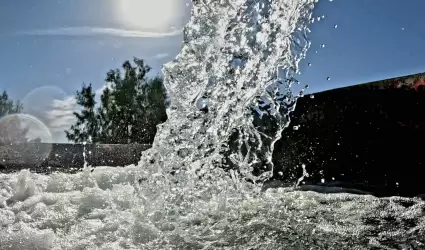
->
1, 0, 424, 249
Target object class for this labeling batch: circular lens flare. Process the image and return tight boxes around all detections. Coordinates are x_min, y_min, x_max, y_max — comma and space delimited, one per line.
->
0, 113, 53, 166
22, 85, 68, 142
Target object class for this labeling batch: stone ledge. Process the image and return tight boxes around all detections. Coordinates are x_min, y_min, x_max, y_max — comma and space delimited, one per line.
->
0, 143, 151, 174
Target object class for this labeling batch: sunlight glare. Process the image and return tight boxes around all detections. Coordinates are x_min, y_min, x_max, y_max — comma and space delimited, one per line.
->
116, 0, 184, 31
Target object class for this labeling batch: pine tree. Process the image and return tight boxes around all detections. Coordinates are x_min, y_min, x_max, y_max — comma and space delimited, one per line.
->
0, 91, 22, 115
65, 83, 99, 143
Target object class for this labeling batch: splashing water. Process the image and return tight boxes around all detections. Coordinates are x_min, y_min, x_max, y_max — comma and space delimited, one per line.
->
142, 0, 313, 187
1, 0, 425, 249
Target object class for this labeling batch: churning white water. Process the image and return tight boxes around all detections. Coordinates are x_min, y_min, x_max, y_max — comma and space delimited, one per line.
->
1, 0, 424, 249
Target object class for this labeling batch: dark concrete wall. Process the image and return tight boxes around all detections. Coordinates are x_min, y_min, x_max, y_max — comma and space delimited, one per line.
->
0, 143, 151, 174
270, 72, 425, 197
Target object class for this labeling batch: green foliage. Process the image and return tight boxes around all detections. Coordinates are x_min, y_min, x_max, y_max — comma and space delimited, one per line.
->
66, 58, 167, 144
65, 83, 99, 143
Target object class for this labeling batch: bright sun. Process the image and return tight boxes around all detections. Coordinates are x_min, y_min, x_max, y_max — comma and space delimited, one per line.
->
116, 0, 183, 31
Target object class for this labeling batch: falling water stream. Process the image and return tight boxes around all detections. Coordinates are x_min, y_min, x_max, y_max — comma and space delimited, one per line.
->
0, 0, 425, 249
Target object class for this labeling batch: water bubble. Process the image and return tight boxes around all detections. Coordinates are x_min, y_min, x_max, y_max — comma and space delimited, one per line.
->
177, 148, 190, 158
196, 98, 209, 113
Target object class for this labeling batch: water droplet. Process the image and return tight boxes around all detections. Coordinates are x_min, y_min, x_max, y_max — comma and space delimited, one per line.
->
334, 24, 338, 28
308, 63, 311, 67
310, 94, 315, 99
177, 148, 190, 158
327, 77, 331, 80
321, 178, 325, 183
293, 125, 300, 130
321, 44, 325, 48
401, 27, 405, 31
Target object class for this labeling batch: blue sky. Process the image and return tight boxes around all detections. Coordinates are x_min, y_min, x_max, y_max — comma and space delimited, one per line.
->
1, 0, 425, 142
299, 0, 425, 93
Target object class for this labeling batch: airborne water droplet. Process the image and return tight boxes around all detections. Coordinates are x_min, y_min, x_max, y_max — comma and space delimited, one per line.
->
334, 24, 338, 28
293, 125, 300, 130
310, 94, 315, 99
321, 44, 325, 48
327, 77, 331, 80
308, 63, 311, 67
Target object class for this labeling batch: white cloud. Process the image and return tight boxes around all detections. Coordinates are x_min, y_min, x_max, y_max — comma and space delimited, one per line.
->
154, 53, 170, 59
17, 26, 183, 38
44, 96, 79, 143
43, 85, 108, 143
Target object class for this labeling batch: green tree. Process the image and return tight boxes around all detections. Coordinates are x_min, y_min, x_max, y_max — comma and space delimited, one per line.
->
66, 57, 167, 144
65, 83, 99, 143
